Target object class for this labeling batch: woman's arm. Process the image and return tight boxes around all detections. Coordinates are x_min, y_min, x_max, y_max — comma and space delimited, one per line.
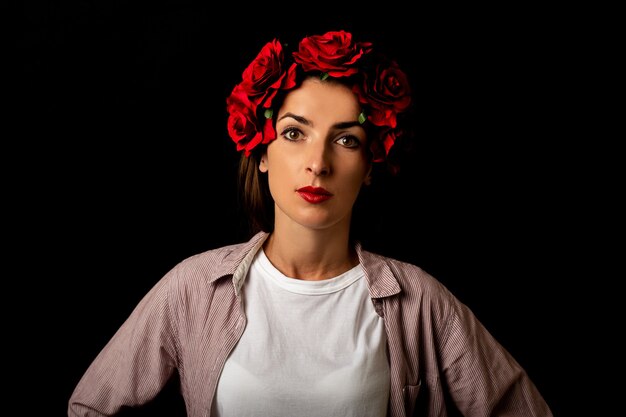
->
68, 274, 180, 417
440, 298, 553, 416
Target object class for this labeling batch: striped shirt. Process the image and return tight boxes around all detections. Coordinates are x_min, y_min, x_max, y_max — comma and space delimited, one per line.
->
68, 231, 553, 417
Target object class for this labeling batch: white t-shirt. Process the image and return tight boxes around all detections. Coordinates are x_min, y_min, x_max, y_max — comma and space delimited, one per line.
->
212, 249, 390, 417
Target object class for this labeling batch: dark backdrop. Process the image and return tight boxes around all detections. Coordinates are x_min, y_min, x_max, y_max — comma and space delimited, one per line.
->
24, 3, 571, 416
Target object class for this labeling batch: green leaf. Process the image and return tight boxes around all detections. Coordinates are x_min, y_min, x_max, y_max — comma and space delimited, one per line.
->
264, 108, 273, 119
358, 112, 367, 124
320, 72, 329, 81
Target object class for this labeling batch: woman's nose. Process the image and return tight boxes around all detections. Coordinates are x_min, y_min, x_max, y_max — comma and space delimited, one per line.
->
305, 140, 331, 176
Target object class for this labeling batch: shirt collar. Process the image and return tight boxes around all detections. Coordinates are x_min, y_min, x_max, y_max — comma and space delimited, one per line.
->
355, 240, 402, 298
209, 231, 268, 296
211, 231, 401, 298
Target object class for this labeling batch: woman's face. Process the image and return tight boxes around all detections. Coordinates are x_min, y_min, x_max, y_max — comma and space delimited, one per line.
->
260, 78, 371, 232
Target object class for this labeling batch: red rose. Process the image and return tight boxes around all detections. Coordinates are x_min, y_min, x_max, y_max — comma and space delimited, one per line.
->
293, 30, 372, 77
240, 39, 297, 108
226, 86, 267, 156
369, 128, 398, 162
355, 60, 411, 128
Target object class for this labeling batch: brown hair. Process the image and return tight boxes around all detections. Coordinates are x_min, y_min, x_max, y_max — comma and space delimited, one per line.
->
237, 148, 274, 234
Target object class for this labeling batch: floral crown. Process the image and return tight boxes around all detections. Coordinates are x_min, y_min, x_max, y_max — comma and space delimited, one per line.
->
226, 30, 411, 164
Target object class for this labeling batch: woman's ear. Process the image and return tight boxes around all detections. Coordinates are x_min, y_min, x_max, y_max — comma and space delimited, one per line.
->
259, 152, 268, 173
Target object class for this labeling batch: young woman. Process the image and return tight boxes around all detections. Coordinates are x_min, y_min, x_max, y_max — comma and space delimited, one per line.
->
69, 30, 552, 417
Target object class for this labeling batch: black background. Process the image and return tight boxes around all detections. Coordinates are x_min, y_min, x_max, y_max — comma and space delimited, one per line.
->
23, 3, 578, 416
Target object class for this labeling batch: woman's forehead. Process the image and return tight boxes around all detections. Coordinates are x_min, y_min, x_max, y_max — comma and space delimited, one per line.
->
277, 79, 362, 124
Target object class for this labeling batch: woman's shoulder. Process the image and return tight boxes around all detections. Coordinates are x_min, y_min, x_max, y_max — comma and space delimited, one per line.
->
359, 247, 453, 299
360, 249, 462, 328
175, 240, 255, 274
183, 240, 250, 264
167, 232, 267, 283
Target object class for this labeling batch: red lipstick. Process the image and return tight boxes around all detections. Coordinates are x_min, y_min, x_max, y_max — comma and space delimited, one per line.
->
296, 186, 333, 204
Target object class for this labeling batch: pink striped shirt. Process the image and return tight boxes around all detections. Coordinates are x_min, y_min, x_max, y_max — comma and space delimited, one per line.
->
68, 231, 552, 416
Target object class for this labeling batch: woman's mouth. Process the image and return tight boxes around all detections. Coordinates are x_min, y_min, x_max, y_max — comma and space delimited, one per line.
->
296, 186, 333, 204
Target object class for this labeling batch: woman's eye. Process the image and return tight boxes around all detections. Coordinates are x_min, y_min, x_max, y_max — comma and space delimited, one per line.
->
336, 136, 361, 148
281, 128, 302, 141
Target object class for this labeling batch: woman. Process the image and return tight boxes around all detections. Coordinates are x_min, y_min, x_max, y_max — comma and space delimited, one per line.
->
69, 30, 552, 417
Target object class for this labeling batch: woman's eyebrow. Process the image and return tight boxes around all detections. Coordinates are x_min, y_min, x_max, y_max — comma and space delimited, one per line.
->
277, 112, 311, 126
332, 121, 361, 130
277, 113, 361, 130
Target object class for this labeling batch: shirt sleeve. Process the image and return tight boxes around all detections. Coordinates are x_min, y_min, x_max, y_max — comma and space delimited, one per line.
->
68, 272, 180, 416
439, 295, 553, 417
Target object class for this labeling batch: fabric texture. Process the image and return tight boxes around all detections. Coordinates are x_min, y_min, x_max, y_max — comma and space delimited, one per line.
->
68, 231, 553, 417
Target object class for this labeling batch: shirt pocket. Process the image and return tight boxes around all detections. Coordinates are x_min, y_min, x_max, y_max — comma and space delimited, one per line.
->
403, 380, 422, 417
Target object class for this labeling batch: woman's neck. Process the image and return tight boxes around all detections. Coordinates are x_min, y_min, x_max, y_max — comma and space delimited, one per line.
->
263, 223, 358, 281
